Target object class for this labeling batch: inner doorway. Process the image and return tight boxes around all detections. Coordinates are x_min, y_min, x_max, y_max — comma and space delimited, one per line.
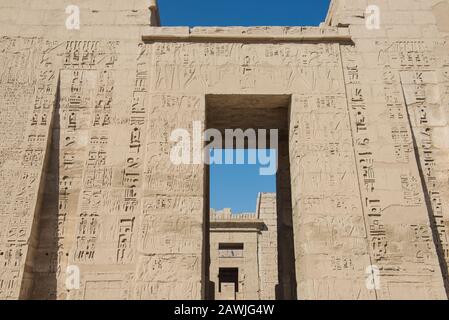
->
218, 267, 239, 300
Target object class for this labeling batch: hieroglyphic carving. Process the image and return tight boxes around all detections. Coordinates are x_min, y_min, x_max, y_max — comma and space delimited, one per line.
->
340, 39, 447, 299
139, 196, 203, 254
0, 37, 59, 299
134, 254, 201, 299
343, 45, 394, 268
1, 0, 448, 300
289, 43, 375, 300
136, 90, 204, 298
29, 40, 123, 299
152, 42, 343, 93
60, 69, 100, 265
400, 60, 449, 271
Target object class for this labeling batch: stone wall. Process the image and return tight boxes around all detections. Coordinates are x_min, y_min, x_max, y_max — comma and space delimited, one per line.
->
0, 0, 448, 300
325, 0, 449, 299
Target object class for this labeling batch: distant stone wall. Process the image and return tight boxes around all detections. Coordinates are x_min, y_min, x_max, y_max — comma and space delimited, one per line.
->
209, 193, 278, 300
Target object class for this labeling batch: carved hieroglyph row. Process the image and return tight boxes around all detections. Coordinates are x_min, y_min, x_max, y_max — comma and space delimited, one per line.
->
151, 42, 343, 94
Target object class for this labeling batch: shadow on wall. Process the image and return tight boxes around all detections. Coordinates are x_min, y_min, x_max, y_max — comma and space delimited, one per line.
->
30, 79, 62, 300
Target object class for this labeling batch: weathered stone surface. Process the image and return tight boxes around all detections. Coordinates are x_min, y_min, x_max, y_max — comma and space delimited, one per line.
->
0, 0, 448, 300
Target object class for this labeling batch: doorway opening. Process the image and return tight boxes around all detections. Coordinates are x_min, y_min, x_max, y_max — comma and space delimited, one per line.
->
218, 267, 239, 300
205, 95, 297, 300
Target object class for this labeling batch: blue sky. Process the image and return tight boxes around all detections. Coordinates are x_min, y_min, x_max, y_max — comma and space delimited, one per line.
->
159, 0, 331, 27
210, 150, 277, 213
159, 0, 331, 213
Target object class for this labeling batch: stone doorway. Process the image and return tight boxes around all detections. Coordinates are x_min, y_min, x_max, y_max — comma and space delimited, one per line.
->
205, 95, 297, 300
218, 267, 239, 300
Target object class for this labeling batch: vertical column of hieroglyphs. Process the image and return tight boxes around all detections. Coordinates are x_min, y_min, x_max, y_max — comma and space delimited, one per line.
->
430, 38, 449, 280
398, 40, 449, 289
136, 42, 204, 299
60, 40, 140, 300
98, 43, 151, 298
289, 43, 375, 299
341, 40, 446, 299
58, 41, 99, 300
0, 37, 59, 299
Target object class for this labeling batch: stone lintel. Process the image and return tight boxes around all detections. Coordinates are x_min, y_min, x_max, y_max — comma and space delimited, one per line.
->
142, 26, 352, 43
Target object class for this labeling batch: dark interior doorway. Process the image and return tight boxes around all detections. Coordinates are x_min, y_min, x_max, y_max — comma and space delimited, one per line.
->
218, 267, 239, 293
